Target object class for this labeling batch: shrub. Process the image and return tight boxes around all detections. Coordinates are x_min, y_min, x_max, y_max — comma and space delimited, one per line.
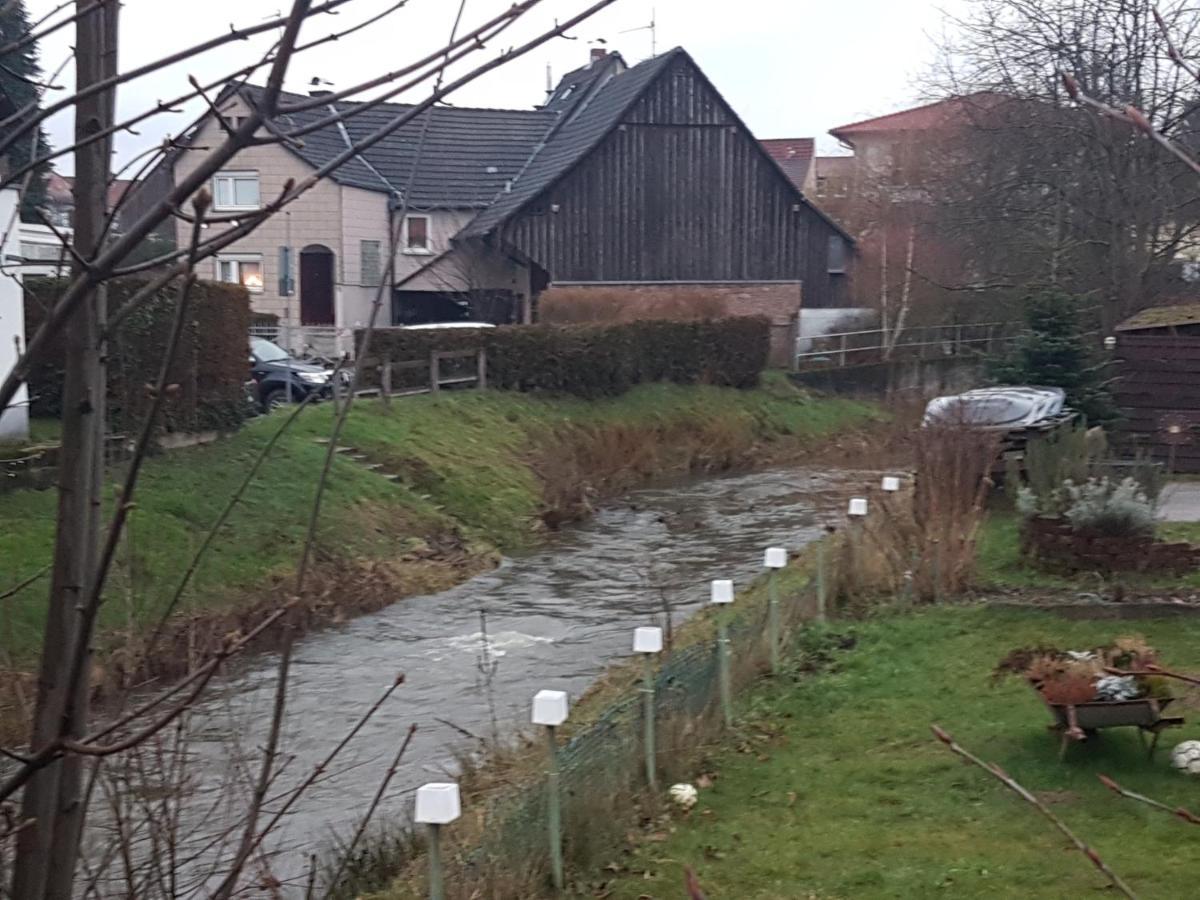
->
24, 277, 252, 433
1063, 476, 1155, 537
360, 318, 770, 398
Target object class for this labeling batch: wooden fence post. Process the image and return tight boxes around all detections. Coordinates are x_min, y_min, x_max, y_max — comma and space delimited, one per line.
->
380, 361, 392, 408
476, 347, 487, 390
839, 333, 848, 367
430, 350, 440, 394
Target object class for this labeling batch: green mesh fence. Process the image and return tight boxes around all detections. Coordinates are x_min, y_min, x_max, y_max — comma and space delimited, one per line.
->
451, 569, 823, 893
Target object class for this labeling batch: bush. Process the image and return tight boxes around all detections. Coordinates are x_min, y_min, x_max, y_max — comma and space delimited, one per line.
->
360, 318, 770, 398
1063, 476, 1155, 538
24, 277, 252, 433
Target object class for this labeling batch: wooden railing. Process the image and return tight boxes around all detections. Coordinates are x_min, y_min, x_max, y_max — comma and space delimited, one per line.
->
350, 348, 488, 405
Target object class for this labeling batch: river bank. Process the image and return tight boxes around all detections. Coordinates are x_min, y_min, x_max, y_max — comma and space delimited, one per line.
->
0, 377, 880, 736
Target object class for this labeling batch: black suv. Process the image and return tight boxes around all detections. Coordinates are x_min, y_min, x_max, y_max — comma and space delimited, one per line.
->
248, 337, 339, 411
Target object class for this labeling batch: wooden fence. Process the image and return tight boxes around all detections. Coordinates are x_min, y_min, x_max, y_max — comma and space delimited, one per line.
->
1114, 334, 1200, 472
348, 348, 487, 406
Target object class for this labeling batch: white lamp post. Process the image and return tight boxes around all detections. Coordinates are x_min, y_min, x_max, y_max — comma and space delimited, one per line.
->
415, 782, 461, 900
711, 579, 735, 727
633, 626, 663, 789
764, 548, 787, 674
532, 690, 568, 892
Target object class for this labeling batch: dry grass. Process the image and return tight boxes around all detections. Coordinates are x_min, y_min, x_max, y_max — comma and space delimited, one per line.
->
538, 287, 728, 324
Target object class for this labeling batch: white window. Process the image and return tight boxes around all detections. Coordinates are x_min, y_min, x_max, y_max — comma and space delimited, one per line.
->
216, 254, 264, 292
212, 171, 260, 211
403, 215, 431, 253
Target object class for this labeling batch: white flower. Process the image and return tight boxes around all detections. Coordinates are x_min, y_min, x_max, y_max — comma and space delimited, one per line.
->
1067, 651, 1097, 661
669, 783, 698, 810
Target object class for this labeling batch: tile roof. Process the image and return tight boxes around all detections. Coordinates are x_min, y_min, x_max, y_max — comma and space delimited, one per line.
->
760, 138, 814, 190
241, 84, 556, 208
829, 92, 1003, 142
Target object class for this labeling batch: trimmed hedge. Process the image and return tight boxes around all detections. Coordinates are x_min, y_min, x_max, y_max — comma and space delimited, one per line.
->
360, 317, 770, 398
24, 278, 252, 433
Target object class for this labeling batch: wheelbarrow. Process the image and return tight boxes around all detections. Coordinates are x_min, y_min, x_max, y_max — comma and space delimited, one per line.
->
1037, 690, 1183, 761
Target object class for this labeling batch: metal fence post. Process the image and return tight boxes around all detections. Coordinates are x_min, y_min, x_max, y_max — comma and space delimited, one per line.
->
632, 627, 662, 791
381, 360, 392, 407
545, 725, 564, 893
642, 654, 657, 789
427, 824, 444, 900
476, 346, 487, 390
764, 548, 786, 675
839, 332, 848, 367
717, 621, 733, 728
816, 540, 828, 623
429, 350, 440, 394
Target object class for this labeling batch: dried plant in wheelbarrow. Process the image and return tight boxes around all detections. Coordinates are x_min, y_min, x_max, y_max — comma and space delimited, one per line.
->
995, 637, 1183, 760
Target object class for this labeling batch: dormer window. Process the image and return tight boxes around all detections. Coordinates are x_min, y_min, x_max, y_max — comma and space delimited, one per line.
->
403, 215, 431, 254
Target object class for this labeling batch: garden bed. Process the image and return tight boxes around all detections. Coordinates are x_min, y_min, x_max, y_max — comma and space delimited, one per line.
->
1021, 516, 1200, 575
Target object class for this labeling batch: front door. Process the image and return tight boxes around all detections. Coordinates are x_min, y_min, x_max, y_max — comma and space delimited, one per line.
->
299, 245, 335, 325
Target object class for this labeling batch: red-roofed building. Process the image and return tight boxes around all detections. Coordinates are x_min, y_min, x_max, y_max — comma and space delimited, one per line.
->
760, 138, 815, 193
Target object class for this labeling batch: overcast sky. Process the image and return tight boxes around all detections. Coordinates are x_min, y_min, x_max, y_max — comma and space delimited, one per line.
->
29, 0, 968, 175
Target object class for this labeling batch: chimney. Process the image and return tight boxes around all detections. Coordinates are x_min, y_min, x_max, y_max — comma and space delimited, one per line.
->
590, 48, 607, 63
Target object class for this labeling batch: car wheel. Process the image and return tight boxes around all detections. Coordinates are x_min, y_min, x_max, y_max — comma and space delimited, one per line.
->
262, 388, 291, 411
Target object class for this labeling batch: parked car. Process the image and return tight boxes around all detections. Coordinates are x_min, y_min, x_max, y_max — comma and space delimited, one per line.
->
248, 336, 342, 411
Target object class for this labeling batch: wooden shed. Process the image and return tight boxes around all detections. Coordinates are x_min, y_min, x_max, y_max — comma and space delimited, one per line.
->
1114, 304, 1200, 471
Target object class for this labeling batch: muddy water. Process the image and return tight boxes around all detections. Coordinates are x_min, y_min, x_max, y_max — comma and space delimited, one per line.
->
88, 467, 852, 890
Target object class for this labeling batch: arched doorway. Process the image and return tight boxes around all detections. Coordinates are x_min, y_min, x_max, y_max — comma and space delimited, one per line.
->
300, 244, 335, 325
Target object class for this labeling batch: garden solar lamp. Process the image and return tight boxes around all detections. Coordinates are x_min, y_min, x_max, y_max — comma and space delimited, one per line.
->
848, 497, 869, 517
881, 476, 901, 492
711, 579, 735, 729
532, 689, 569, 893
764, 548, 787, 675
633, 625, 663, 790
414, 782, 461, 900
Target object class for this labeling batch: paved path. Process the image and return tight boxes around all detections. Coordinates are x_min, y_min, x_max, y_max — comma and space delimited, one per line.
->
1157, 482, 1200, 522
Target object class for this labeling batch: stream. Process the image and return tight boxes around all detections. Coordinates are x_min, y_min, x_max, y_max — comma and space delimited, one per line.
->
82, 466, 855, 894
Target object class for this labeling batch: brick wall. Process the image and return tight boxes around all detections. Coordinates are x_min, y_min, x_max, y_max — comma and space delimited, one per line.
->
543, 281, 802, 366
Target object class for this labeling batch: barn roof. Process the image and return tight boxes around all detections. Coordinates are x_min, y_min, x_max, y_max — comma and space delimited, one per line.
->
1116, 303, 1200, 332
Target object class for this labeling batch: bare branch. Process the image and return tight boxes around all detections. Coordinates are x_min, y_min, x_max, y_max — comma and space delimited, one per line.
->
1097, 773, 1200, 825
931, 725, 1138, 899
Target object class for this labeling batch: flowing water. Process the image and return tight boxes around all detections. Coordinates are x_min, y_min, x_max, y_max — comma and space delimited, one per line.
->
83, 466, 856, 893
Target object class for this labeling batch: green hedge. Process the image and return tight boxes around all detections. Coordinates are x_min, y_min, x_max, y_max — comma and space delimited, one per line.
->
359, 317, 770, 398
24, 278, 252, 433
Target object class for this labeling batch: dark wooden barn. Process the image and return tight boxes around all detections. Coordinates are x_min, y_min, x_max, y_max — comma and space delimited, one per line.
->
461, 48, 852, 312
1114, 304, 1200, 471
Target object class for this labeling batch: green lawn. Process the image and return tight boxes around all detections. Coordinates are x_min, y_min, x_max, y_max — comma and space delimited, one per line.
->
0, 379, 879, 667
604, 605, 1200, 900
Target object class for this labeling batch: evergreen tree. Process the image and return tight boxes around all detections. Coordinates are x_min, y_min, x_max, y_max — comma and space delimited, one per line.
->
0, 0, 53, 221
989, 289, 1116, 423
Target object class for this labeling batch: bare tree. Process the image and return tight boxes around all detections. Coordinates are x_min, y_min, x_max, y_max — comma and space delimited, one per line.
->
0, 0, 619, 895
926, 0, 1200, 329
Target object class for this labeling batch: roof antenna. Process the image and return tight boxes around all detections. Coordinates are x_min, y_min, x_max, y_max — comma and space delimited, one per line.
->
545, 63, 553, 103
619, 6, 656, 57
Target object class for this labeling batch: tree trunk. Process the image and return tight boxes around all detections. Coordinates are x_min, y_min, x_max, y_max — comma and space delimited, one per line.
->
12, 4, 118, 897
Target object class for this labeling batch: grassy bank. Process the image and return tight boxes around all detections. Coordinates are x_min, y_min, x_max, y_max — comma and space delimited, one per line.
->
600, 605, 1200, 899
0, 377, 878, 685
